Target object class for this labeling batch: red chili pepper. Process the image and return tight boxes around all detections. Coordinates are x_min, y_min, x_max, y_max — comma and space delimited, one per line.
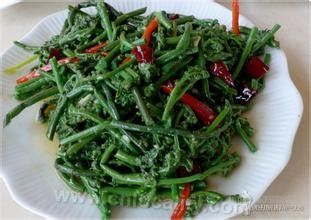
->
172, 164, 201, 220
85, 41, 107, 53
232, 0, 240, 36
209, 62, 235, 87
171, 183, 191, 220
161, 82, 217, 125
121, 20, 156, 66
178, 163, 201, 177
143, 18, 158, 45
245, 56, 269, 79
121, 57, 132, 64
191, 163, 202, 173
16, 57, 79, 84
131, 45, 154, 64
16, 70, 41, 84
169, 14, 180, 20
178, 167, 188, 177
48, 48, 61, 60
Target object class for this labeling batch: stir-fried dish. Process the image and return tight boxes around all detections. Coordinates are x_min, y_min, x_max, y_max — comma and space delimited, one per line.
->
4, 1, 280, 219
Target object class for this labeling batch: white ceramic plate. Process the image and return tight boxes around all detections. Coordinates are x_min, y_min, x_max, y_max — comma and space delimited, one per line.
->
0, 0, 21, 10
0, 0, 303, 219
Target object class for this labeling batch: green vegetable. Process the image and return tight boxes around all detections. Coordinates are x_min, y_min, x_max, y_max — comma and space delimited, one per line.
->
4, 55, 38, 74
114, 7, 147, 25
205, 104, 230, 134
253, 24, 281, 52
232, 27, 258, 79
50, 57, 64, 94
97, 1, 113, 41
115, 150, 138, 166
13, 41, 40, 51
162, 66, 208, 121
100, 164, 146, 185
156, 22, 192, 64
96, 57, 136, 79
100, 144, 118, 164
132, 87, 154, 125
15, 77, 50, 94
175, 16, 194, 25
158, 154, 240, 185
96, 44, 121, 70
4, 87, 58, 126
154, 11, 172, 29
46, 96, 67, 140
234, 118, 257, 152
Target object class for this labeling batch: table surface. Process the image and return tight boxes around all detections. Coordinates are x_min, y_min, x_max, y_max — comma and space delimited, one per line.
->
0, 1, 310, 219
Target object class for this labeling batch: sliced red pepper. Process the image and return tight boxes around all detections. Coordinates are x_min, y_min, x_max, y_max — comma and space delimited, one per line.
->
143, 18, 158, 45
161, 82, 217, 125
209, 62, 235, 87
245, 56, 269, 79
232, 0, 240, 36
121, 57, 132, 65
84, 41, 107, 53
171, 183, 191, 220
131, 45, 154, 64
16, 57, 79, 84
16, 70, 41, 84
172, 164, 201, 220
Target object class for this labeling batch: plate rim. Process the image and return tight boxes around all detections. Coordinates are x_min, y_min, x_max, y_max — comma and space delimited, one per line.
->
0, 0, 304, 219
